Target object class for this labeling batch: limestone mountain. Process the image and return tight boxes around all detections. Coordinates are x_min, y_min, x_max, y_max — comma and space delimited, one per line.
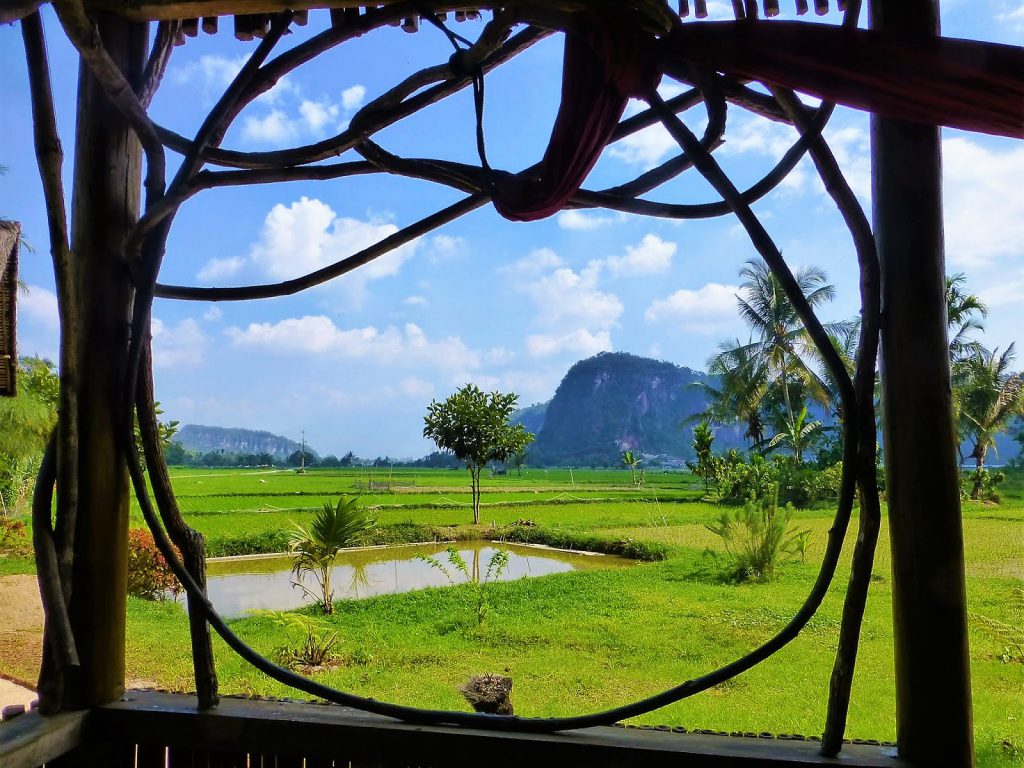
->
174, 424, 308, 460
522, 352, 746, 467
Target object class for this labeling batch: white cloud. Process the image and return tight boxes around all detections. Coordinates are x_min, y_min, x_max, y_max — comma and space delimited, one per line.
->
427, 234, 466, 262
603, 234, 676, 276
485, 347, 515, 364
404, 295, 428, 307
202, 306, 222, 322
152, 318, 206, 368
557, 211, 615, 231
173, 54, 296, 104
499, 247, 564, 277
943, 137, 1024, 269
526, 329, 613, 358
242, 109, 299, 144
226, 317, 478, 371
341, 84, 367, 112
645, 283, 740, 333
996, 2, 1024, 30
399, 377, 433, 398
521, 264, 622, 329
608, 124, 677, 169
248, 197, 420, 303
197, 256, 245, 283
298, 99, 341, 134
19, 285, 59, 327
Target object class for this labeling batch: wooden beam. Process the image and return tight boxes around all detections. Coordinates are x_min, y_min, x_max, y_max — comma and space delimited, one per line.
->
870, 1, 975, 765
62, 13, 146, 709
0, 709, 87, 768
86, 692, 909, 768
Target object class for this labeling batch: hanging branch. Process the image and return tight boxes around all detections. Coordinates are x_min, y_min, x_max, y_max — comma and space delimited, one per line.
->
155, 193, 488, 301
51, 0, 167, 201
155, 25, 549, 170
22, 11, 80, 718
139, 20, 180, 109
771, 86, 882, 756
136, 346, 219, 709
31, 433, 79, 714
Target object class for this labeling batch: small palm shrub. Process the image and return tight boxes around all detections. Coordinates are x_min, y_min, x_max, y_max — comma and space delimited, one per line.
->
127, 529, 180, 600
705, 490, 810, 582
418, 546, 510, 626
263, 611, 340, 671
289, 497, 375, 615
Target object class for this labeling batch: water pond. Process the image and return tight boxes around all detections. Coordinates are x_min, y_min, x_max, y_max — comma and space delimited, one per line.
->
194, 541, 634, 617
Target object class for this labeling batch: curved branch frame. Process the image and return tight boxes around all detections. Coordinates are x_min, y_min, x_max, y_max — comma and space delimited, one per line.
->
28, 0, 882, 751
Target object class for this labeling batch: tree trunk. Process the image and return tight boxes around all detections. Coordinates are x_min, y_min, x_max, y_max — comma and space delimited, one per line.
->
970, 444, 986, 500
62, 14, 146, 709
872, 1, 974, 763
471, 467, 480, 525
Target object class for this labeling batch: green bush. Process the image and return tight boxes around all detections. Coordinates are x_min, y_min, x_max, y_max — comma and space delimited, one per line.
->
719, 454, 776, 503
205, 529, 291, 557
705, 492, 810, 582
500, 525, 669, 561
127, 529, 180, 600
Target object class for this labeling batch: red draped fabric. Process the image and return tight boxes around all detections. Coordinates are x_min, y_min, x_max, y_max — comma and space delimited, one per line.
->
489, 17, 1023, 223
490, 10, 659, 222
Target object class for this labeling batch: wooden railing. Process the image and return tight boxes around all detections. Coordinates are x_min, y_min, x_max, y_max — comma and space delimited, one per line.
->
2, 690, 907, 768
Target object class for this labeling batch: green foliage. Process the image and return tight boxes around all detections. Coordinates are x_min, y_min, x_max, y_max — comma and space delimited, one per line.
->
261, 611, 340, 670
205, 529, 291, 558
0, 515, 28, 553
765, 405, 826, 464
126, 529, 181, 600
970, 588, 1024, 664
134, 401, 180, 473
423, 384, 534, 523
501, 525, 669, 561
685, 421, 719, 495
717, 453, 841, 508
705, 491, 811, 582
418, 545, 510, 626
963, 468, 1006, 504
620, 449, 642, 487
289, 497, 375, 615
0, 357, 58, 515
719, 454, 776, 504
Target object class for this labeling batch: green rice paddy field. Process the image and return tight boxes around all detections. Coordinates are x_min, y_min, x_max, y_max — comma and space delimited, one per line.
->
4, 466, 1022, 765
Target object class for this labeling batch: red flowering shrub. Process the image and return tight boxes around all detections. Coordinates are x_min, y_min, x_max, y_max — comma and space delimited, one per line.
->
127, 529, 180, 600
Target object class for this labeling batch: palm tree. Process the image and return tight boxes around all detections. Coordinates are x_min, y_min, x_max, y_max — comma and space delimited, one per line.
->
621, 450, 641, 487
289, 497, 375, 615
692, 340, 770, 447
955, 345, 1024, 498
946, 273, 989, 364
765, 405, 826, 464
735, 260, 837, 424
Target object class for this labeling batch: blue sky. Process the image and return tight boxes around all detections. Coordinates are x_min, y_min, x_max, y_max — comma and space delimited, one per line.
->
2, 1, 1022, 458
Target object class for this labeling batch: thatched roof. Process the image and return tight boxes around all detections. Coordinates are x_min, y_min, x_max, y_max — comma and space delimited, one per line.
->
0, 221, 19, 397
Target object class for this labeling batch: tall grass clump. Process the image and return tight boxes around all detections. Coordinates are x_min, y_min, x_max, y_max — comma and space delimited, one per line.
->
705, 490, 810, 582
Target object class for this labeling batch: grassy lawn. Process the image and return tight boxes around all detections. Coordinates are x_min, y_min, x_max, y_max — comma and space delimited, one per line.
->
3, 466, 1021, 766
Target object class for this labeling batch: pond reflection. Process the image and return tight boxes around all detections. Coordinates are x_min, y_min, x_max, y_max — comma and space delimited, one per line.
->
190, 541, 632, 617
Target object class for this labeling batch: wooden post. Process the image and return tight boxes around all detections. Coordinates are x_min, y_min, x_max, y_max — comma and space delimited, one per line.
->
871, 1, 974, 765
64, 13, 146, 709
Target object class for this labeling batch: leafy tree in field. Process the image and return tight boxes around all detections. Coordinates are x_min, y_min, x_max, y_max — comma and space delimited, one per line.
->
686, 421, 719, 495
692, 340, 769, 447
423, 384, 534, 524
735, 260, 837, 424
287, 448, 316, 468
766, 404, 826, 464
621, 449, 641, 487
289, 497, 375, 615
0, 357, 58, 515
955, 345, 1024, 499
509, 450, 527, 478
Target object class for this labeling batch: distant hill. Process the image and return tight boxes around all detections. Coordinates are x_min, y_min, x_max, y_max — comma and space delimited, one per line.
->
174, 425, 308, 459
526, 352, 746, 467
510, 402, 548, 436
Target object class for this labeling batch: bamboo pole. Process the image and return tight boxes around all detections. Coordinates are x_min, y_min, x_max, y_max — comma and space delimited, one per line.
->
870, 1, 974, 764
63, 12, 146, 709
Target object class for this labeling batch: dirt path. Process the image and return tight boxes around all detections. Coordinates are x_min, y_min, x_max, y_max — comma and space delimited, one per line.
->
0, 574, 43, 688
